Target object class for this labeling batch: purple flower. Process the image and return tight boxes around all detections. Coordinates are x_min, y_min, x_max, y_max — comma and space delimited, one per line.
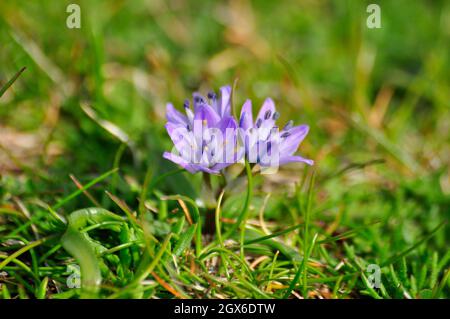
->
163, 84, 313, 174
163, 86, 238, 174
238, 98, 314, 168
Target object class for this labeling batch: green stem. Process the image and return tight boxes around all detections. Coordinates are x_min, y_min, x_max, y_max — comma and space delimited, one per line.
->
225, 161, 253, 238
195, 218, 202, 257
215, 191, 225, 247
283, 170, 316, 299
202, 173, 217, 235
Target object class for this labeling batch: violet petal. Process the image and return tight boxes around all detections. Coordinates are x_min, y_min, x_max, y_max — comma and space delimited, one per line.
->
166, 103, 188, 126
239, 99, 253, 131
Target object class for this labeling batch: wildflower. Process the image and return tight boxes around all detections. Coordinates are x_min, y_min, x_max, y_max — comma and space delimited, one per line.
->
163, 84, 313, 174
238, 97, 314, 168
163, 86, 238, 174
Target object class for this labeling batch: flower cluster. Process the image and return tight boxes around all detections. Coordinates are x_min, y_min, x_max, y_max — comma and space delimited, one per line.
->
163, 85, 313, 174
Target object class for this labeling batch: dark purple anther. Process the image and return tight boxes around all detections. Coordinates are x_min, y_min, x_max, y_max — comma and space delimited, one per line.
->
194, 95, 206, 104
267, 141, 272, 155
207, 91, 216, 100
283, 120, 293, 131
272, 111, 280, 120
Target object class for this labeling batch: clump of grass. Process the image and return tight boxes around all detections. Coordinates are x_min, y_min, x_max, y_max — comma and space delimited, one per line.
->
0, 162, 448, 299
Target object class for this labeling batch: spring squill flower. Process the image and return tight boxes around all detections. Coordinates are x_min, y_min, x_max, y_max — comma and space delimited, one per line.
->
163, 86, 238, 174
238, 97, 314, 168
163, 84, 313, 174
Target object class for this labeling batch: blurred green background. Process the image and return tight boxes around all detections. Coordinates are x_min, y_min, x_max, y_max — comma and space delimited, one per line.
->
0, 0, 449, 298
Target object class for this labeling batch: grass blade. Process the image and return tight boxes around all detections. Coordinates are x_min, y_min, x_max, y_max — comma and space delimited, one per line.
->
244, 223, 303, 245
225, 161, 253, 237
0, 67, 26, 98
52, 168, 118, 210
173, 224, 196, 256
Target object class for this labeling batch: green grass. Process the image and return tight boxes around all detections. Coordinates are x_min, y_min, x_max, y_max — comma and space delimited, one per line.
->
0, 0, 449, 299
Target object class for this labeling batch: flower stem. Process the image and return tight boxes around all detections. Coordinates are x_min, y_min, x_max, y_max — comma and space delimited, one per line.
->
202, 173, 216, 235
225, 161, 253, 238
204, 208, 216, 235
215, 190, 225, 247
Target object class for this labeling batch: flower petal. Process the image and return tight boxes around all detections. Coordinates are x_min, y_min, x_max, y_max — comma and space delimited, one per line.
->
218, 115, 237, 133
279, 155, 314, 166
280, 125, 309, 156
194, 103, 221, 127
165, 123, 192, 155
194, 162, 222, 174
163, 152, 198, 173
211, 162, 232, 172
256, 98, 276, 126
239, 99, 253, 131
166, 103, 188, 126
219, 85, 232, 117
